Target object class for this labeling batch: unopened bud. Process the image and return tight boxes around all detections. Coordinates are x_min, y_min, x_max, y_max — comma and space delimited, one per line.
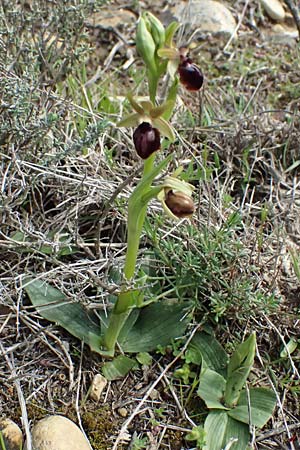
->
133, 122, 160, 159
178, 54, 204, 91
165, 190, 195, 218
144, 12, 165, 50
136, 17, 157, 75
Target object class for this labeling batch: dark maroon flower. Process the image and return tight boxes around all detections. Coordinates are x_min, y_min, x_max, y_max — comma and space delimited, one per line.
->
178, 55, 204, 91
133, 122, 160, 159
165, 190, 195, 218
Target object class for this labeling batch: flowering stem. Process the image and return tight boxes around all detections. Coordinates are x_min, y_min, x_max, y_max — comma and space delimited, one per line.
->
102, 152, 171, 354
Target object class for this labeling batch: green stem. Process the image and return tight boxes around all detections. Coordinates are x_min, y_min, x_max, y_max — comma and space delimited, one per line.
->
102, 67, 164, 354
102, 153, 156, 354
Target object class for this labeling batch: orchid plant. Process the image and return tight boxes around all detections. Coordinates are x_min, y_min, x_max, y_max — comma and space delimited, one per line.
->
24, 12, 204, 359
101, 12, 203, 355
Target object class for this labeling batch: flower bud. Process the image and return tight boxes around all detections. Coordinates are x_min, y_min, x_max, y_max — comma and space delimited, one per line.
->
144, 12, 165, 50
136, 17, 157, 75
178, 55, 204, 91
133, 122, 160, 159
165, 190, 195, 218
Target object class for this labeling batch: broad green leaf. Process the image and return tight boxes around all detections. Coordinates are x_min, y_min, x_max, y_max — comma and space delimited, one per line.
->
203, 411, 228, 450
225, 333, 256, 407
24, 278, 102, 353
119, 301, 192, 353
227, 388, 277, 428
223, 415, 250, 450
204, 412, 250, 450
102, 355, 136, 380
188, 331, 228, 376
198, 367, 227, 409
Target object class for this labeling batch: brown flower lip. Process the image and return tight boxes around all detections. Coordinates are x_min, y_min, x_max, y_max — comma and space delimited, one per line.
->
133, 122, 161, 159
178, 55, 204, 91
165, 190, 195, 218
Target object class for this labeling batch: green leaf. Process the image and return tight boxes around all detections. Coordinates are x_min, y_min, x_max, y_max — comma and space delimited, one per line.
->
280, 338, 298, 358
223, 415, 250, 450
203, 411, 228, 450
119, 301, 192, 353
136, 352, 152, 366
198, 367, 227, 409
188, 331, 228, 376
225, 333, 256, 407
185, 425, 206, 447
102, 355, 136, 380
204, 411, 250, 450
227, 388, 277, 428
24, 278, 102, 353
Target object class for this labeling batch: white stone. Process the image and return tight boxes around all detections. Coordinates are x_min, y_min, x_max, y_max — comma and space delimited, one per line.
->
173, 1, 237, 37
89, 373, 107, 402
27, 416, 92, 450
260, 0, 285, 21
0, 418, 23, 450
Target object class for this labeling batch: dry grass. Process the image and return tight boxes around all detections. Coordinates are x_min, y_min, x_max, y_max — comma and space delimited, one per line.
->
0, 0, 300, 449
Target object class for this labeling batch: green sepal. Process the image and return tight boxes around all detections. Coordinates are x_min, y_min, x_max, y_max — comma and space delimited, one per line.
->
152, 117, 175, 142
127, 93, 145, 114
165, 21, 180, 47
157, 48, 178, 59
150, 100, 173, 119
117, 112, 140, 128
163, 77, 179, 120
224, 333, 256, 407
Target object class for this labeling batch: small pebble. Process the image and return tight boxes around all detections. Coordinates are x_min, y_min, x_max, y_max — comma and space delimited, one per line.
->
149, 389, 160, 400
117, 407, 128, 418
89, 373, 107, 402
0, 418, 23, 450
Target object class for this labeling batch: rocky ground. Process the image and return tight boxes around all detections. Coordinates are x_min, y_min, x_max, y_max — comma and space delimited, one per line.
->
0, 0, 299, 449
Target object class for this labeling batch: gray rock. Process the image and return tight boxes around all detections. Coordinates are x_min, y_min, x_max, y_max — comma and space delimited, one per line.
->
27, 416, 92, 450
172, 0, 237, 37
260, 0, 285, 21
0, 418, 23, 450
